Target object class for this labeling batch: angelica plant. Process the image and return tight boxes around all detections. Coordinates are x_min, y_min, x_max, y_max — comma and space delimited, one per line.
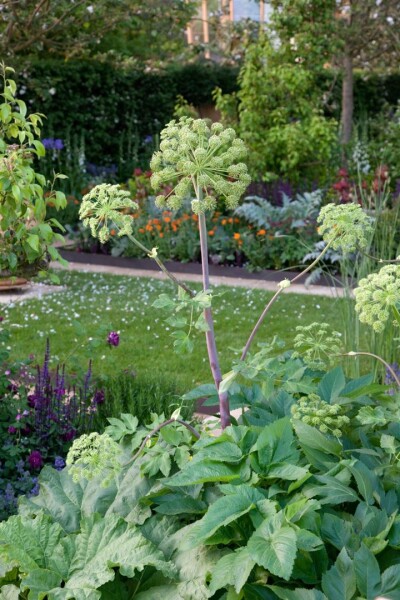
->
150, 117, 251, 429
240, 203, 373, 361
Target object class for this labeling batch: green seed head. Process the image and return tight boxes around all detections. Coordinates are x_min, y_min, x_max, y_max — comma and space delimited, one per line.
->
354, 263, 400, 332
79, 184, 137, 243
150, 117, 251, 212
317, 203, 373, 253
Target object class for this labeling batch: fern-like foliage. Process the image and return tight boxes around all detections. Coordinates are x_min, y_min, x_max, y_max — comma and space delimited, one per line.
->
235, 190, 322, 230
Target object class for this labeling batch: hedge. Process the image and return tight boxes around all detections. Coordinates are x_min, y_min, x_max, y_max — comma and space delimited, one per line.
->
18, 60, 239, 179
17, 59, 400, 180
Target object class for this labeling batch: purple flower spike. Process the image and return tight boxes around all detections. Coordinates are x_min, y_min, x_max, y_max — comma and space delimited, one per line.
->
8, 426, 17, 434
28, 450, 43, 470
107, 331, 120, 347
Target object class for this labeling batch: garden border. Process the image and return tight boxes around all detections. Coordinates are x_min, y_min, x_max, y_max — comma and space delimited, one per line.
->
59, 249, 342, 288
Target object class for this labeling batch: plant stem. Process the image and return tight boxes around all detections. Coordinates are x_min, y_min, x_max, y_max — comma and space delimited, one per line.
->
241, 241, 333, 360
197, 197, 230, 429
126, 232, 195, 297
128, 418, 200, 464
339, 351, 400, 388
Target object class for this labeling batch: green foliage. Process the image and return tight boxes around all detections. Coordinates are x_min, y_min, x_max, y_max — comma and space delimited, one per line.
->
0, 0, 197, 65
216, 35, 338, 183
95, 371, 194, 429
0, 65, 67, 277
2, 355, 400, 598
12, 60, 238, 182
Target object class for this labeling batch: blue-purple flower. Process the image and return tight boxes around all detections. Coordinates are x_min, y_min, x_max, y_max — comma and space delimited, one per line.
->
42, 138, 64, 151
54, 456, 65, 471
107, 331, 120, 347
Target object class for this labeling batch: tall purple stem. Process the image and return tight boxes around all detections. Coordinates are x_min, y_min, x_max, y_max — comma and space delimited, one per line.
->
198, 208, 230, 429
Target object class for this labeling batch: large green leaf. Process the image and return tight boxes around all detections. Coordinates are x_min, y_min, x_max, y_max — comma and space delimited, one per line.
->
247, 514, 297, 581
136, 523, 222, 600
0, 514, 64, 574
305, 475, 360, 505
184, 485, 270, 548
380, 565, 400, 598
321, 548, 356, 600
347, 459, 381, 505
0, 585, 20, 600
18, 467, 87, 533
321, 513, 357, 552
354, 544, 381, 600
293, 421, 342, 457
192, 441, 243, 464
105, 462, 156, 519
254, 418, 299, 469
209, 547, 256, 594
3, 513, 175, 600
268, 586, 327, 599
318, 367, 346, 402
164, 459, 243, 486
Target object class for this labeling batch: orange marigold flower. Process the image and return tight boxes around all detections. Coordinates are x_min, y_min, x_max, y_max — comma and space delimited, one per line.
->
228, 218, 233, 224
159, 232, 164, 238
110, 229, 116, 236
139, 228, 145, 233
233, 232, 241, 240
257, 229, 267, 236
221, 219, 227, 225
234, 218, 240, 224
145, 224, 153, 232
163, 216, 171, 223
208, 230, 215, 236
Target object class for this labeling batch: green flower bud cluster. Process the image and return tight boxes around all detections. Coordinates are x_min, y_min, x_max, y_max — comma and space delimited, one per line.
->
150, 117, 251, 213
292, 322, 342, 370
317, 203, 373, 253
291, 393, 350, 437
79, 183, 138, 244
66, 432, 121, 484
354, 263, 400, 333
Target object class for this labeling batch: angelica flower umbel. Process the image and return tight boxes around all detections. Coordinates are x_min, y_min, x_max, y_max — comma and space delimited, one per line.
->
79, 184, 138, 244
66, 432, 121, 484
292, 322, 342, 370
354, 263, 400, 333
317, 203, 373, 253
150, 117, 251, 213
291, 393, 350, 437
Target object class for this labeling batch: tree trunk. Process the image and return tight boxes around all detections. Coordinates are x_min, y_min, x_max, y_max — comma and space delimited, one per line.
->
341, 49, 354, 145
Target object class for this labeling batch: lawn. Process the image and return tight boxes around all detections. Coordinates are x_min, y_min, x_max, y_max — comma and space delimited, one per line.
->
1, 269, 356, 392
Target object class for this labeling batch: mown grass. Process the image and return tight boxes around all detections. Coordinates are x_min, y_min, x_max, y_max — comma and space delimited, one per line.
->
2, 270, 359, 393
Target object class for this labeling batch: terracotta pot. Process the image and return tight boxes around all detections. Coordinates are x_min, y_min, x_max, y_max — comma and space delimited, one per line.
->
0, 277, 29, 291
